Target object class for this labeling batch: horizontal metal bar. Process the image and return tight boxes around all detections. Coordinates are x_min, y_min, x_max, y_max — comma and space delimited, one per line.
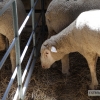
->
0, 2, 33, 69
20, 12, 42, 62
22, 49, 34, 85
18, 0, 39, 34
1, 16, 43, 100
13, 48, 34, 100
23, 33, 43, 98
23, 57, 37, 98
18, 8, 33, 35
2, 66, 17, 100
0, 0, 15, 15
0, 0, 40, 67
33, 0, 39, 9
1, 0, 43, 99
0, 11, 33, 69
0, 1, 33, 69
18, 0, 39, 36
0, 38, 16, 69
1, 19, 42, 100
20, 31, 34, 63
2, 45, 34, 100
0, 0, 41, 70
1, 6, 32, 96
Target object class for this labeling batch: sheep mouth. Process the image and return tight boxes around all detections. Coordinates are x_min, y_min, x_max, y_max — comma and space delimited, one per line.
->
41, 64, 50, 69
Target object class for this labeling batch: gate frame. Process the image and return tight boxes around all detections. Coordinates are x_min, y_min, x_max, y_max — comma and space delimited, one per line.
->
0, 0, 45, 99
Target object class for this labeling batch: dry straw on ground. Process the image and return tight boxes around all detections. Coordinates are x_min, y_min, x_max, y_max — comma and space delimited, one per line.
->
1, 52, 100, 100
0, 30, 100, 100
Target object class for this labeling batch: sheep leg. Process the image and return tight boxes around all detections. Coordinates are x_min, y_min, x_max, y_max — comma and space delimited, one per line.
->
0, 34, 6, 50
61, 54, 70, 75
83, 52, 98, 90
10, 47, 16, 72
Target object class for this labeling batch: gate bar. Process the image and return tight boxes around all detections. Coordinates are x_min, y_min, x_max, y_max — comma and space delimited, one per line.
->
2, 11, 42, 99
0, 0, 39, 70
23, 57, 37, 99
0, 0, 44, 99
0, 38, 15, 69
12, 1, 23, 99
20, 10, 42, 63
0, 0, 14, 15
13, 48, 34, 100
14, 12, 42, 99
2, 66, 17, 100
31, 0, 36, 57
23, 27, 44, 99
41, 0, 45, 34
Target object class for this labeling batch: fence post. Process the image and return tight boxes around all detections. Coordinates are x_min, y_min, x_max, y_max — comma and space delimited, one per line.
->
41, 0, 46, 41
12, 0, 23, 99
31, 0, 36, 57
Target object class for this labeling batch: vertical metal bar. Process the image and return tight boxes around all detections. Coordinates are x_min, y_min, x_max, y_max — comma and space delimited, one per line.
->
31, 0, 36, 57
41, 0, 45, 34
12, 0, 23, 99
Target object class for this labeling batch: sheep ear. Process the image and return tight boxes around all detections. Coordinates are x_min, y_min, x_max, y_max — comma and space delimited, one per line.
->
51, 46, 57, 53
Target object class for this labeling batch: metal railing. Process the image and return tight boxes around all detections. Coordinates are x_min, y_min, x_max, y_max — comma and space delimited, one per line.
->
0, 0, 45, 99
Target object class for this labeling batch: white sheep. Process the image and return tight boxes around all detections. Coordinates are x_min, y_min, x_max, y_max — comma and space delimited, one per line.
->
0, 0, 26, 72
46, 0, 100, 74
41, 9, 100, 90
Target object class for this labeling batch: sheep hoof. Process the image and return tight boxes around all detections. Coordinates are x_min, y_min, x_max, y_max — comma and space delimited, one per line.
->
62, 70, 70, 76
89, 84, 98, 90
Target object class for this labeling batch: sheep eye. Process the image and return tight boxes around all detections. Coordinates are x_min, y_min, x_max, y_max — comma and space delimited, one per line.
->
46, 52, 48, 54
48, 19, 50, 23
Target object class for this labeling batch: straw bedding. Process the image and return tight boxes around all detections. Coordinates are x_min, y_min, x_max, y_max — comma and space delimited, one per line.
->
0, 30, 100, 100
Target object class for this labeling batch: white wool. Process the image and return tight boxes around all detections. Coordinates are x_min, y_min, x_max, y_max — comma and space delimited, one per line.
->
76, 10, 100, 31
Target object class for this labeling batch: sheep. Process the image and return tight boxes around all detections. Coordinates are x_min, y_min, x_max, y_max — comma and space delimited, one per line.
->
0, 0, 26, 72
41, 9, 100, 90
46, 0, 100, 74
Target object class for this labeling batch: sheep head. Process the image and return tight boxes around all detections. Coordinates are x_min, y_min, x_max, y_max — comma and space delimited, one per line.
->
40, 39, 59, 69
40, 39, 64, 69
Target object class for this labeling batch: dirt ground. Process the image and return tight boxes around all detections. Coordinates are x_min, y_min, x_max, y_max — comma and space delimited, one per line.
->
0, 17, 100, 99
28, 52, 100, 100
1, 1, 100, 99
1, 42, 100, 100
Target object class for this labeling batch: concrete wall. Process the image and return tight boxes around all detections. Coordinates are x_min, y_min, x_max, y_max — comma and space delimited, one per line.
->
21, 0, 51, 26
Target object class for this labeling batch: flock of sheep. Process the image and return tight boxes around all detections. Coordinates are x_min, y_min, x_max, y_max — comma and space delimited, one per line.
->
1, 0, 100, 93
40, 0, 100, 90
0, 0, 26, 72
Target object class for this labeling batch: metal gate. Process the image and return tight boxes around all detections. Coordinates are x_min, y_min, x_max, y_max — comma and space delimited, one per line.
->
0, 0, 45, 99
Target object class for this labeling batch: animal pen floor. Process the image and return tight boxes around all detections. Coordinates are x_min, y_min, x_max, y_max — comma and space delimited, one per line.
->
0, 29, 100, 100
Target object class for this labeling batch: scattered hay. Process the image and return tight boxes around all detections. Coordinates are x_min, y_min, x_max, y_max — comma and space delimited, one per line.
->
1, 52, 100, 100
0, 30, 100, 100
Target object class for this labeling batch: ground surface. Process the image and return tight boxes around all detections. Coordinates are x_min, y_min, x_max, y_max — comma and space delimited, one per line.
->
0, 24, 100, 100
1, 48, 100, 100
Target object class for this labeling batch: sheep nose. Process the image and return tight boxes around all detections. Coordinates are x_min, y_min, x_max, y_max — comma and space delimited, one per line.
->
42, 65, 45, 68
